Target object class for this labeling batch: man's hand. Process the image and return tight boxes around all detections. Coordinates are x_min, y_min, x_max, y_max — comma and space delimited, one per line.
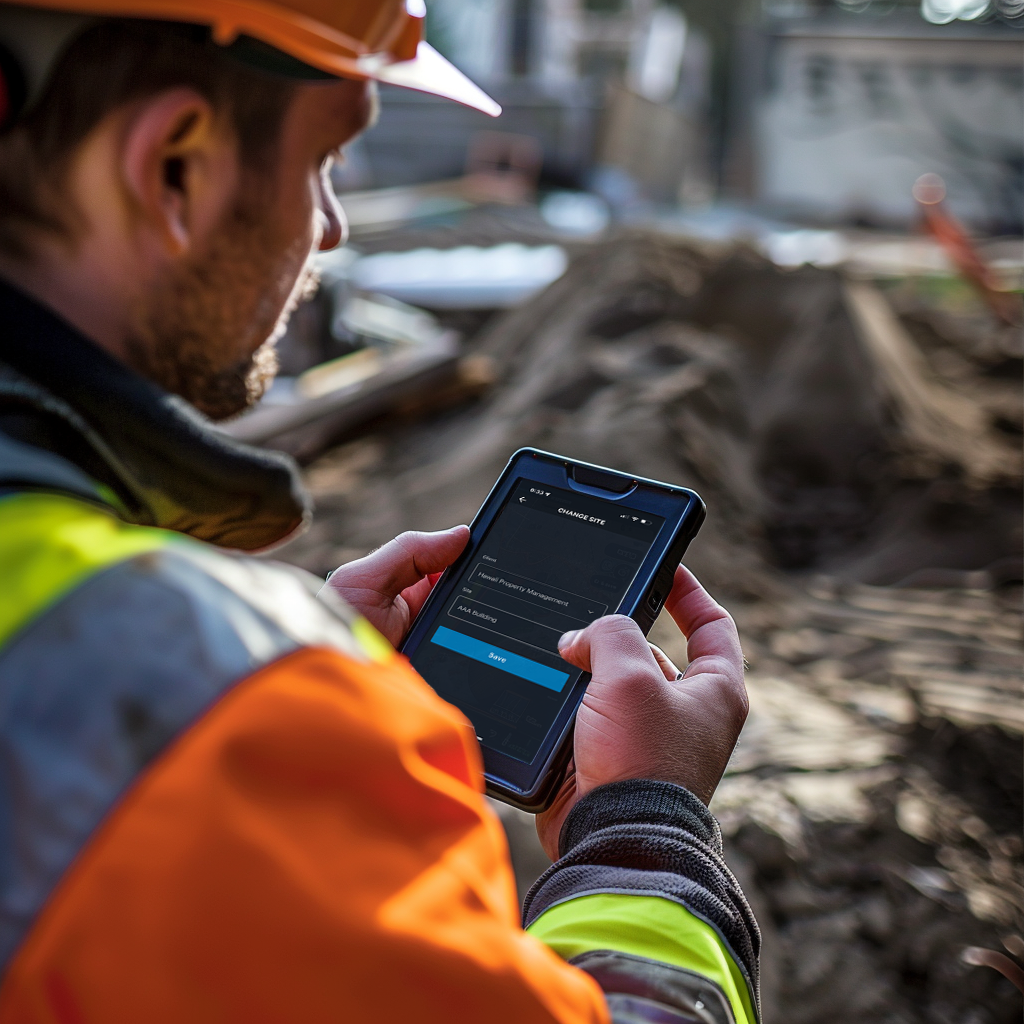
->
323, 527, 470, 647
536, 566, 747, 860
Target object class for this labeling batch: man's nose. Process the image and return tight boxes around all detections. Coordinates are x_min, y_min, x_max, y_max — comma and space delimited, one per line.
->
317, 173, 347, 251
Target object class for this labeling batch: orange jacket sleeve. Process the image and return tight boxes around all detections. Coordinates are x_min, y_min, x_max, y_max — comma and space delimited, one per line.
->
0, 646, 609, 1024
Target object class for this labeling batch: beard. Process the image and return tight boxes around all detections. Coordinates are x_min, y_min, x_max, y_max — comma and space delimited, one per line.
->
124, 178, 317, 422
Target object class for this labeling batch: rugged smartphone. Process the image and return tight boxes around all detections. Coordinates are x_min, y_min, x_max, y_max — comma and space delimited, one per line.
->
399, 448, 706, 811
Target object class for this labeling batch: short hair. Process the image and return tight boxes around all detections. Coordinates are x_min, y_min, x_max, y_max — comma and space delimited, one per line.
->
0, 18, 297, 259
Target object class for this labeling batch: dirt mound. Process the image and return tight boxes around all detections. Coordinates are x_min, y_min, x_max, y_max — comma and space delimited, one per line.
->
471, 234, 1019, 585
287, 232, 1020, 593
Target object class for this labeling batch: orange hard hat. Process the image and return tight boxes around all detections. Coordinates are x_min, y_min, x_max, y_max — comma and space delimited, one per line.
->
0, 0, 500, 115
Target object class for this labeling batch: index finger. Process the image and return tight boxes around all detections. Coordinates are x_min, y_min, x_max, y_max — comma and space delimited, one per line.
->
330, 527, 469, 599
663, 565, 743, 673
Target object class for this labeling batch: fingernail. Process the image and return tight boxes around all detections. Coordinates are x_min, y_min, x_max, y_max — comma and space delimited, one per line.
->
558, 630, 579, 651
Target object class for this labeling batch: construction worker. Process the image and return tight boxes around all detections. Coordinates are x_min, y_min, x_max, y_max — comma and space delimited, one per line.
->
0, 3, 758, 1021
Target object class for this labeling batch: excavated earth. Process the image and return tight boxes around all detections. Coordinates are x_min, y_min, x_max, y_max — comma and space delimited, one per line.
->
278, 231, 1023, 1023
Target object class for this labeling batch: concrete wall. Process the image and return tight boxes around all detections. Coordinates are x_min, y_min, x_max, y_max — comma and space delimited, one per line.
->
753, 18, 1024, 230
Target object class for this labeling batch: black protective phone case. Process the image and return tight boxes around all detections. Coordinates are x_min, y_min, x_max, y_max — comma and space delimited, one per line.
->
399, 448, 705, 812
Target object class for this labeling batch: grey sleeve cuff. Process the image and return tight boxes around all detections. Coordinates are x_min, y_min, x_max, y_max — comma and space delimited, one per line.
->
522, 780, 760, 1018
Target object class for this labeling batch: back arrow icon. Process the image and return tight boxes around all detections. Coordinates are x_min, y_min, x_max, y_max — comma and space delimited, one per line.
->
518, 497, 527, 503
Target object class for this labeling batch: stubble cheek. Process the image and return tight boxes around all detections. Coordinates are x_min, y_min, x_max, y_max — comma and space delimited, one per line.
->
257, 175, 324, 346
237, 238, 314, 411
258, 236, 319, 352
270, 176, 332, 340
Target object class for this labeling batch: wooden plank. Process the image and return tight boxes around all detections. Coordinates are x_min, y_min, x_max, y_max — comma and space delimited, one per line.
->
222, 340, 459, 447
914, 682, 1024, 732
801, 601, 1022, 648
216, 343, 469, 464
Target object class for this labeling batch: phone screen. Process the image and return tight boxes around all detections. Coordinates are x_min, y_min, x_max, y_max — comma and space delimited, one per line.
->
410, 479, 665, 764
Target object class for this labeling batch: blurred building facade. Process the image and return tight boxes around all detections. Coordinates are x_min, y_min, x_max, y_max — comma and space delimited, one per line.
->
738, 12, 1024, 231
339, 0, 1023, 232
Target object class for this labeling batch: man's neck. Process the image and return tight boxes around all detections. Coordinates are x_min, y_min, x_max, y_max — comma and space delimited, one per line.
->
0, 241, 141, 366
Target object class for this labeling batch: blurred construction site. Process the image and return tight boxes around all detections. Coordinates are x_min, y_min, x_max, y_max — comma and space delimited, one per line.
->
224, 0, 1024, 1020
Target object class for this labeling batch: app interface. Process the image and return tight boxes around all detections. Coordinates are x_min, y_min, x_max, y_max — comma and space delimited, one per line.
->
410, 480, 664, 763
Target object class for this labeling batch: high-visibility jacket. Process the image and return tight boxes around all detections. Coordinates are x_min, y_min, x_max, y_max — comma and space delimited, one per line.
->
0, 277, 760, 1023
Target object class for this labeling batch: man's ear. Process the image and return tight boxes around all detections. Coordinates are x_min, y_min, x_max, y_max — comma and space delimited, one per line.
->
121, 88, 237, 257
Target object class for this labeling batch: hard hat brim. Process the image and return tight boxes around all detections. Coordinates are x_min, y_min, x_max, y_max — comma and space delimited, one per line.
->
0, 2, 501, 117
356, 42, 500, 117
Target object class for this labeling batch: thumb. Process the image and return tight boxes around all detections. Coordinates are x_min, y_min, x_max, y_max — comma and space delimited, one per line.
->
558, 614, 658, 679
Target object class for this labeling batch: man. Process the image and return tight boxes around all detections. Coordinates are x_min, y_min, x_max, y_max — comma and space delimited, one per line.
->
0, 3, 758, 1022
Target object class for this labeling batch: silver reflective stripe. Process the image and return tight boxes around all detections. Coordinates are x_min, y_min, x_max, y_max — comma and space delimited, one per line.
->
571, 951, 737, 1024
173, 543, 369, 661
0, 546, 362, 968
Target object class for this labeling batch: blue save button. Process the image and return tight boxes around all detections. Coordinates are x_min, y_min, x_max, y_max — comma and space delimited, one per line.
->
431, 626, 570, 692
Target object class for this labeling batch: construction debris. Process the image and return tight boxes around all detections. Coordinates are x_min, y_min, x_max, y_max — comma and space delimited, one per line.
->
704, 582, 1022, 1024
277, 229, 1022, 1024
